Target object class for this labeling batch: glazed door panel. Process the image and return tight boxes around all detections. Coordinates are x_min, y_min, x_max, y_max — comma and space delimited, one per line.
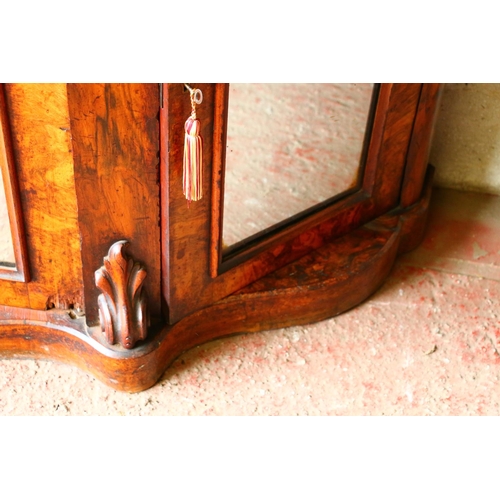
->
222, 83, 375, 247
162, 83, 425, 324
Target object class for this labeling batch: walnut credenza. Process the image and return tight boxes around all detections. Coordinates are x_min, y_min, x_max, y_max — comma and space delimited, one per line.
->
0, 84, 441, 392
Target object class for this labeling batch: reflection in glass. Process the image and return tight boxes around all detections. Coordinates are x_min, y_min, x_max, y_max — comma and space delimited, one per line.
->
0, 156, 15, 268
222, 83, 375, 249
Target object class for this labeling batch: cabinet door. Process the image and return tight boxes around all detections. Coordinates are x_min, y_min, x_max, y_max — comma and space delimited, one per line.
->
0, 84, 84, 311
161, 83, 430, 324
0, 85, 29, 282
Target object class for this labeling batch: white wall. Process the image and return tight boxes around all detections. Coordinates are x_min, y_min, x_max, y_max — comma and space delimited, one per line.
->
430, 83, 500, 195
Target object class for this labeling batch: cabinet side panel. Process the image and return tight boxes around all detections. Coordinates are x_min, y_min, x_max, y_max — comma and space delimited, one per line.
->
0, 84, 84, 309
369, 83, 422, 206
400, 83, 443, 207
68, 84, 161, 325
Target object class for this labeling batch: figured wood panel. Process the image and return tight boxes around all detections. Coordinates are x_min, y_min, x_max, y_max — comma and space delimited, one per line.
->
68, 84, 161, 325
162, 84, 424, 323
0, 84, 84, 309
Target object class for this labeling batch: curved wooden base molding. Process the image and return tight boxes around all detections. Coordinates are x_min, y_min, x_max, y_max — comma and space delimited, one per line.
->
0, 171, 433, 392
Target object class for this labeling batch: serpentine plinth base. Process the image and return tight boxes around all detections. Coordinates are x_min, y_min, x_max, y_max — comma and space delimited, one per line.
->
0, 172, 432, 392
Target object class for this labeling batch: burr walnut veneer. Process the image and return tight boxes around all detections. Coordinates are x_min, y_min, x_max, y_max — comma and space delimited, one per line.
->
0, 83, 442, 392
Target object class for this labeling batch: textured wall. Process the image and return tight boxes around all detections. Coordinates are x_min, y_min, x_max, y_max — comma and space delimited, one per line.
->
430, 83, 500, 195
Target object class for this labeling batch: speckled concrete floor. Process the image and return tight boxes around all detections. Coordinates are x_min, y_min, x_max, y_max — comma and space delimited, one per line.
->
1, 187, 499, 416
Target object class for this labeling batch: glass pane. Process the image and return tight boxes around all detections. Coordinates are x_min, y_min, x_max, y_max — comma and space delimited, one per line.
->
0, 165, 15, 267
222, 83, 375, 249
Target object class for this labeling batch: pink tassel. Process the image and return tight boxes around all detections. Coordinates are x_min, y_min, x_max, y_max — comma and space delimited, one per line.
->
183, 115, 203, 202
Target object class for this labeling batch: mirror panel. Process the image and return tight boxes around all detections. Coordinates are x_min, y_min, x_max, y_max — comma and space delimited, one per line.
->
0, 165, 15, 267
222, 83, 375, 249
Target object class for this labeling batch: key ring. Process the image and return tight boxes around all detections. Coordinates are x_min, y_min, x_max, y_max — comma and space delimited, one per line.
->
184, 84, 203, 105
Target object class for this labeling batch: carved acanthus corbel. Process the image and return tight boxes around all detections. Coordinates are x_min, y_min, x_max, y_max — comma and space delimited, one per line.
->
95, 240, 149, 349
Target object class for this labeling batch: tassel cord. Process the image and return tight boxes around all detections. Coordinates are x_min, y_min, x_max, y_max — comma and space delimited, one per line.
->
183, 85, 203, 203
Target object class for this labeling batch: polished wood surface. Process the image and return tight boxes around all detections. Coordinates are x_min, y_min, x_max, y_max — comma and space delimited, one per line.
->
68, 84, 161, 325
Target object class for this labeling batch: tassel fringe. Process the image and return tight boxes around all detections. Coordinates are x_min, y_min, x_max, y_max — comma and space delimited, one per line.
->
183, 115, 203, 202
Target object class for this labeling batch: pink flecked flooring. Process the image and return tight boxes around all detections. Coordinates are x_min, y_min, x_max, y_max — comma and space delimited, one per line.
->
1, 187, 500, 415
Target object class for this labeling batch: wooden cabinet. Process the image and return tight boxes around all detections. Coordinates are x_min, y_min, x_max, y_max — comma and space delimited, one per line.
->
0, 83, 442, 392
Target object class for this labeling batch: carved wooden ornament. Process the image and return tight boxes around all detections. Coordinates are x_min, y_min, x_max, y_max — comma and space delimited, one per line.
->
95, 240, 148, 349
